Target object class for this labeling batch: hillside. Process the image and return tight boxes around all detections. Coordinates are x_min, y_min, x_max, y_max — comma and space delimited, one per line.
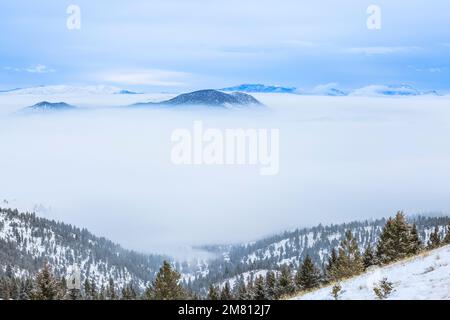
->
0, 208, 166, 290
132, 89, 263, 108
187, 216, 449, 294
293, 244, 450, 300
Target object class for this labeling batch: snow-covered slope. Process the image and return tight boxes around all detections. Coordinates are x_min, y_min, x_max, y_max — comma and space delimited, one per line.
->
0, 208, 166, 290
350, 84, 439, 97
294, 245, 450, 300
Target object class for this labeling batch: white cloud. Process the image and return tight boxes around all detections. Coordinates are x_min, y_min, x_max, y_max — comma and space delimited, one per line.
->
3, 64, 55, 73
96, 69, 191, 87
26, 64, 55, 73
342, 46, 420, 56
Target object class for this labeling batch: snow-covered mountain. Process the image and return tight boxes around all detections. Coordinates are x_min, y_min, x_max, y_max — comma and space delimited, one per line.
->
221, 84, 297, 94
350, 84, 440, 97
0, 208, 166, 290
310, 84, 348, 96
293, 244, 450, 300
187, 216, 450, 294
2, 206, 448, 296
0, 85, 136, 96
21, 101, 77, 113
132, 90, 263, 108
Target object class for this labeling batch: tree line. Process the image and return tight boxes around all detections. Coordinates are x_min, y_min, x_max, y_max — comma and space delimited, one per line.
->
1, 211, 449, 300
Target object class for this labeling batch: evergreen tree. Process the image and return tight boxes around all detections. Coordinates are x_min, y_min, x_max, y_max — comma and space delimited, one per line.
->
264, 271, 277, 300
277, 264, 295, 297
98, 285, 106, 300
363, 244, 375, 270
444, 222, 450, 245
253, 275, 267, 300
89, 279, 98, 300
31, 263, 59, 300
245, 276, 255, 300
329, 231, 363, 281
106, 278, 117, 300
220, 282, 233, 300
408, 224, 422, 255
19, 278, 34, 300
295, 255, 321, 291
121, 284, 137, 300
207, 285, 220, 300
145, 261, 187, 300
376, 211, 413, 264
234, 275, 247, 300
325, 248, 338, 282
428, 226, 441, 249
0, 277, 11, 300
84, 279, 92, 300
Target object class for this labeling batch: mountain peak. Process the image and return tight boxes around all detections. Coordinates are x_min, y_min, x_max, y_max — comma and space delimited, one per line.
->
133, 89, 263, 108
221, 84, 296, 94
23, 101, 76, 113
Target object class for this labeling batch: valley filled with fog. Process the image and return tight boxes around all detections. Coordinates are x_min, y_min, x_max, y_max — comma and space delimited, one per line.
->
1, 92, 450, 256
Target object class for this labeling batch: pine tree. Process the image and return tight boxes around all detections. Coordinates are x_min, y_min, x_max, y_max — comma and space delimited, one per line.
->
234, 275, 247, 300
19, 278, 34, 300
245, 276, 255, 300
121, 284, 137, 300
207, 285, 220, 300
253, 275, 267, 300
277, 264, 295, 297
295, 255, 321, 291
428, 226, 441, 249
264, 271, 277, 300
145, 261, 187, 300
325, 248, 338, 282
31, 263, 59, 300
106, 278, 117, 300
84, 279, 91, 300
363, 244, 375, 270
408, 223, 422, 255
90, 279, 98, 300
220, 282, 233, 300
98, 285, 106, 300
329, 231, 363, 281
376, 211, 413, 264
444, 222, 450, 244
0, 277, 11, 300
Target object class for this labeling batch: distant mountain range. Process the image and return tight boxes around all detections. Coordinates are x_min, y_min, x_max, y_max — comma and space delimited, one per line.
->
132, 89, 263, 108
350, 84, 440, 97
0, 85, 140, 95
18, 90, 263, 114
221, 83, 442, 97
2, 84, 444, 98
221, 84, 297, 94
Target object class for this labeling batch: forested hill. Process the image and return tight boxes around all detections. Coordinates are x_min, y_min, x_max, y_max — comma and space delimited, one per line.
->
0, 208, 166, 290
2, 206, 449, 297
186, 215, 450, 294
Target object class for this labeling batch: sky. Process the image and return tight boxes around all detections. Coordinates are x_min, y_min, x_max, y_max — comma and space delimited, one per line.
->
0, 0, 450, 92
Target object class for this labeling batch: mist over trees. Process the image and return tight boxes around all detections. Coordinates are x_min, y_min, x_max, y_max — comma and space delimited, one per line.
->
1, 207, 450, 300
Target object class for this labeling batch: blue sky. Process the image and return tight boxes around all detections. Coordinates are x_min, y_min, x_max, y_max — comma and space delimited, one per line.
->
1, 0, 449, 92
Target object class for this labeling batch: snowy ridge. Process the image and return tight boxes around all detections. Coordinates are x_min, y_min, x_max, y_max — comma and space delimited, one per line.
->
293, 244, 450, 300
0, 208, 166, 290
188, 216, 449, 293
0, 85, 134, 96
